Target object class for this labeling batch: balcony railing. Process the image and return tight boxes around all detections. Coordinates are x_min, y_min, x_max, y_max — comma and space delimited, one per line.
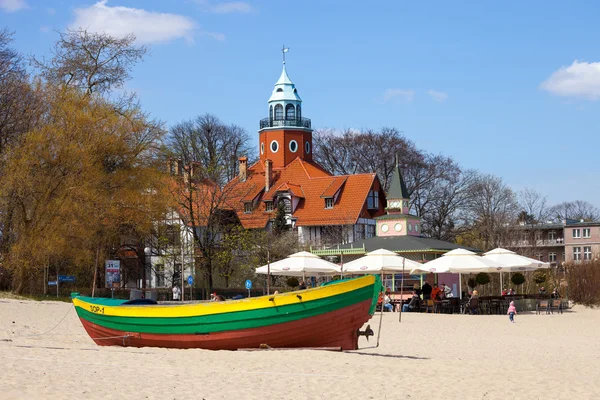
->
260, 117, 311, 129
512, 238, 565, 247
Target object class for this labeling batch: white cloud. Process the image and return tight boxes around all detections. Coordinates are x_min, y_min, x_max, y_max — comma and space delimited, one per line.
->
70, 1, 203, 44
0, 0, 28, 12
427, 89, 448, 102
195, 1, 253, 13
381, 88, 414, 103
540, 60, 600, 100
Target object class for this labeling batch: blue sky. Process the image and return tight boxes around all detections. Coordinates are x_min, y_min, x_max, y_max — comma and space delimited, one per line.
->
1, 0, 599, 208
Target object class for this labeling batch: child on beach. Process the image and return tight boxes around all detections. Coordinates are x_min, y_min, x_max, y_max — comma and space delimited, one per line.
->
507, 301, 517, 323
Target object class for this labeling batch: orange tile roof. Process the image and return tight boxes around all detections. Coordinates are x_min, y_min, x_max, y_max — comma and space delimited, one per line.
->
225, 158, 385, 229
321, 176, 347, 198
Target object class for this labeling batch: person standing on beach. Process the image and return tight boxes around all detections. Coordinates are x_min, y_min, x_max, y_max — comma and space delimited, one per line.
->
421, 280, 432, 300
507, 301, 517, 323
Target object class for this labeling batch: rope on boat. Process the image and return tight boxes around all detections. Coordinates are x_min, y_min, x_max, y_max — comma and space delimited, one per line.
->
2, 304, 74, 341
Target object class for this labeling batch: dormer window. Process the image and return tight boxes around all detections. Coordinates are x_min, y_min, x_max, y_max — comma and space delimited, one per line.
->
265, 201, 274, 212
280, 198, 292, 214
276, 88, 283, 92
367, 190, 379, 209
325, 198, 334, 209
244, 202, 252, 213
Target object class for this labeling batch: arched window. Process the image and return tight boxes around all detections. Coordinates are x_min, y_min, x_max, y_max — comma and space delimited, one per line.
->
285, 104, 295, 120
274, 104, 283, 120
276, 88, 283, 92
296, 105, 301, 119
269, 105, 273, 120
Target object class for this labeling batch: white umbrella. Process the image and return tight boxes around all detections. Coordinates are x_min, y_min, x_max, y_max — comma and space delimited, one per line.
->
482, 248, 550, 272
343, 248, 422, 273
483, 248, 551, 293
255, 251, 341, 277
412, 248, 500, 299
343, 249, 422, 326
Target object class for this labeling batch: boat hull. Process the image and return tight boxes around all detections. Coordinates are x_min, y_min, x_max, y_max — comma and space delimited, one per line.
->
73, 275, 380, 350
79, 298, 372, 350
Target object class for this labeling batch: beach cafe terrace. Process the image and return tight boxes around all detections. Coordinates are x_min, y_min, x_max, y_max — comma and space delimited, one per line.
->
308, 244, 567, 315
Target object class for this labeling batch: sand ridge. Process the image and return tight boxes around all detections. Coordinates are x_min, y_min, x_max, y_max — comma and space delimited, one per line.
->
1, 299, 599, 399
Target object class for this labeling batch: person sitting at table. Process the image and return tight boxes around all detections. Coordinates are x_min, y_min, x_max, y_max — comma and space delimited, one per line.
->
551, 287, 561, 298
383, 290, 394, 312
539, 286, 546, 294
508, 288, 515, 295
431, 283, 442, 301
442, 283, 454, 299
501, 288, 508, 296
402, 290, 420, 312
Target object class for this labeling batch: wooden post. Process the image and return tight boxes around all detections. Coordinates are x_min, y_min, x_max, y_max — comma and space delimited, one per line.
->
399, 257, 405, 322
92, 244, 100, 297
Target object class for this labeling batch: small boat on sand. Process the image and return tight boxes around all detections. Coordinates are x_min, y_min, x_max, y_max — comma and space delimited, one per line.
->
72, 275, 380, 350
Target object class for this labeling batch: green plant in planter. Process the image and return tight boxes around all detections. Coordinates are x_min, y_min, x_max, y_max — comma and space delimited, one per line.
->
286, 277, 299, 288
533, 270, 547, 285
511, 272, 526, 286
475, 272, 490, 286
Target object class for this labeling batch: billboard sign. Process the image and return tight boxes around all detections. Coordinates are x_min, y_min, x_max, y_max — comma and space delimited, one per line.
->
105, 260, 121, 288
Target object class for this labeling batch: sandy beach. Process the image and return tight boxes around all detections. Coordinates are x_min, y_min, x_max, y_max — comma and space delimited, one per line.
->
1, 298, 599, 400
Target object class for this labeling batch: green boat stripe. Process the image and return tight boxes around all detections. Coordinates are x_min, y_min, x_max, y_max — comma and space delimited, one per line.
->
75, 285, 375, 335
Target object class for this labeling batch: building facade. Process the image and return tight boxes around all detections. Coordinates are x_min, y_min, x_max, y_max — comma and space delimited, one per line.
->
506, 219, 600, 265
228, 59, 387, 245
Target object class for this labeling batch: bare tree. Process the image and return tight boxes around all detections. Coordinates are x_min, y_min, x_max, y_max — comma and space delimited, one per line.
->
463, 173, 519, 251
32, 29, 148, 96
518, 188, 551, 224
549, 200, 600, 222
0, 29, 43, 154
420, 169, 477, 241
167, 114, 255, 185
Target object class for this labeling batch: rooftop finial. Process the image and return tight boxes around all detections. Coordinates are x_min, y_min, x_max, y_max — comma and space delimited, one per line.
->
281, 45, 289, 64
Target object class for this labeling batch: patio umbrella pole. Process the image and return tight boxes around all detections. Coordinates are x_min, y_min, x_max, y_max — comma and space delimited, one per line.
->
376, 272, 384, 348
399, 258, 405, 322
500, 272, 503, 295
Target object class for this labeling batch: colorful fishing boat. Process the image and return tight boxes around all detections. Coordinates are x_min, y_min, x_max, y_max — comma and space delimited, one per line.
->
72, 275, 381, 350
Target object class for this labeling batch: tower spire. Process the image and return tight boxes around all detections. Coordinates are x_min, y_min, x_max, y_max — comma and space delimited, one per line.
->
281, 45, 289, 64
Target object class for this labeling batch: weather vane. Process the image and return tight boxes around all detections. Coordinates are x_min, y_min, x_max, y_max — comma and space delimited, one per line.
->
281, 45, 289, 64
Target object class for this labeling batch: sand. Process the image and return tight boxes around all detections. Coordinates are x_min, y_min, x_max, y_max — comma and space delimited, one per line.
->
1, 298, 599, 400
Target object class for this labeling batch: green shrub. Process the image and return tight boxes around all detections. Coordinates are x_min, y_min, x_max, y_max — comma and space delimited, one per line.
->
511, 272, 526, 286
533, 270, 547, 285
475, 272, 490, 286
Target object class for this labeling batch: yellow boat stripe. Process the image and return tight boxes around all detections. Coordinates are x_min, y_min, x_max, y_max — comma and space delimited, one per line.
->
73, 276, 375, 318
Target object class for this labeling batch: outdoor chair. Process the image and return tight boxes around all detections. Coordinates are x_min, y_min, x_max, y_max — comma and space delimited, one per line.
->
536, 300, 550, 315
549, 299, 563, 314
449, 298, 460, 314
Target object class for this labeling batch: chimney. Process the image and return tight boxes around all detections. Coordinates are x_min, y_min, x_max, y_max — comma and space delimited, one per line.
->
167, 159, 183, 176
265, 159, 272, 191
183, 165, 190, 184
239, 156, 248, 182
190, 161, 201, 179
